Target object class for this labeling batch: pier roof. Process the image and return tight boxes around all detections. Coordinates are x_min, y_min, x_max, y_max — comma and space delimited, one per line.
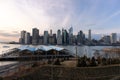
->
18, 45, 65, 52
18, 46, 35, 51
49, 46, 64, 51
35, 45, 53, 51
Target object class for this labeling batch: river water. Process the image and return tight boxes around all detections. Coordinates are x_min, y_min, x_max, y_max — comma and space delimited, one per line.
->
0, 43, 20, 67
0, 43, 120, 66
61, 45, 120, 57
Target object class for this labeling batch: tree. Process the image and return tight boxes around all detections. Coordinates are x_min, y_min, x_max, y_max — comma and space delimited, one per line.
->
53, 59, 61, 65
90, 57, 97, 66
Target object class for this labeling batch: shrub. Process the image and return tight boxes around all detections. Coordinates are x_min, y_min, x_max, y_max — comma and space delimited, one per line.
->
0, 77, 3, 80
53, 59, 61, 65
47, 59, 52, 64
32, 62, 39, 67
90, 57, 97, 66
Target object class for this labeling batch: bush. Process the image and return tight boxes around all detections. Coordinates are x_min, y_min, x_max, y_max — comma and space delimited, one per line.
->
53, 59, 61, 65
76, 57, 87, 67
90, 57, 97, 66
76, 58, 81, 67
0, 77, 3, 80
47, 59, 52, 64
32, 63, 39, 67
102, 58, 107, 65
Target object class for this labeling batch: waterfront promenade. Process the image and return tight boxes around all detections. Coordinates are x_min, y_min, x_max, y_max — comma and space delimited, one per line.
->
0, 55, 72, 61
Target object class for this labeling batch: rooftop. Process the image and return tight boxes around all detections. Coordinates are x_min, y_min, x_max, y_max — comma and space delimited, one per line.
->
18, 45, 65, 52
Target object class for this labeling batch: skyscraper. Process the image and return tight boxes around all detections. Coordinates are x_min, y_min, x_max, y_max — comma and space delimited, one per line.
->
62, 29, 68, 45
39, 36, 43, 45
32, 28, 39, 45
88, 29, 91, 41
102, 35, 111, 44
44, 31, 49, 45
69, 27, 73, 35
53, 34, 57, 44
69, 27, 73, 45
111, 33, 117, 43
57, 29, 62, 45
50, 29, 52, 36
77, 30, 84, 45
25, 32, 30, 44
19, 30, 26, 44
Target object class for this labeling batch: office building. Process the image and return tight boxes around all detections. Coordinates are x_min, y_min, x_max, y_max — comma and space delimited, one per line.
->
25, 32, 30, 44
77, 30, 84, 45
62, 29, 69, 45
57, 29, 62, 45
50, 29, 52, 36
44, 31, 49, 45
103, 35, 111, 44
19, 30, 26, 44
69, 27, 73, 45
49, 36, 55, 45
53, 34, 57, 44
88, 29, 91, 41
111, 33, 117, 43
39, 36, 43, 45
32, 28, 39, 45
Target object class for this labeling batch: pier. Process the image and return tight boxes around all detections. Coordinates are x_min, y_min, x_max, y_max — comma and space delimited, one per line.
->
0, 55, 72, 61
0, 46, 73, 61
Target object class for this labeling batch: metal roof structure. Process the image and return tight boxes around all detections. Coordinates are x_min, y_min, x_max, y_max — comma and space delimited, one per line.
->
49, 46, 64, 51
18, 45, 35, 52
35, 45, 53, 51
18, 45, 65, 52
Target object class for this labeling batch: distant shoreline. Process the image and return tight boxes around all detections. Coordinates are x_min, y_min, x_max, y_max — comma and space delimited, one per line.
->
1, 42, 120, 46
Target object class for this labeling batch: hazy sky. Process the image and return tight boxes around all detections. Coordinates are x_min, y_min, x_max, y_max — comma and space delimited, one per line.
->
0, 0, 120, 42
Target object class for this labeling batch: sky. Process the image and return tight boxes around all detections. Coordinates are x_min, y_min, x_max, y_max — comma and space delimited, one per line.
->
0, 0, 120, 42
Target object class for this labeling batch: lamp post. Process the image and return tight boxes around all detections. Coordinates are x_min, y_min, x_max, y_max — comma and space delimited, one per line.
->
75, 46, 78, 66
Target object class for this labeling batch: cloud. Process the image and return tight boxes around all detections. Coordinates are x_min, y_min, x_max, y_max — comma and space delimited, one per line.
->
0, 30, 19, 42
12, 31, 19, 34
0, 31, 19, 37
0, 0, 120, 42
97, 10, 120, 25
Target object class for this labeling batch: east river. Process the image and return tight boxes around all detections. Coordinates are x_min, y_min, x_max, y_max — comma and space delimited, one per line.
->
0, 43, 120, 66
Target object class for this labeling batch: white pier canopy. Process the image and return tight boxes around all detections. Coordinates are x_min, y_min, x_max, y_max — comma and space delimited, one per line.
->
18, 45, 65, 52
17, 45, 71, 56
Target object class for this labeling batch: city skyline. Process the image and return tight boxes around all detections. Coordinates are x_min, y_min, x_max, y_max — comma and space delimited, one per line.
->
19, 27, 119, 46
0, 0, 120, 42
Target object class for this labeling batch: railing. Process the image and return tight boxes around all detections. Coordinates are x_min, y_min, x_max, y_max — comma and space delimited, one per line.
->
0, 48, 18, 57
0, 55, 73, 61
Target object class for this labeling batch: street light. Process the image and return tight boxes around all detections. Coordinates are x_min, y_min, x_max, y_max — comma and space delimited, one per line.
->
75, 46, 78, 66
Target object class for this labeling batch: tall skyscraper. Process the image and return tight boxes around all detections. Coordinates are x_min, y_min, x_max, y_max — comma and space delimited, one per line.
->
50, 29, 52, 36
111, 33, 117, 43
69, 27, 73, 35
25, 32, 30, 44
88, 29, 91, 41
69, 27, 73, 45
44, 31, 49, 45
62, 29, 68, 45
53, 34, 57, 44
77, 30, 84, 45
19, 30, 26, 44
57, 29, 62, 45
32, 28, 39, 45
